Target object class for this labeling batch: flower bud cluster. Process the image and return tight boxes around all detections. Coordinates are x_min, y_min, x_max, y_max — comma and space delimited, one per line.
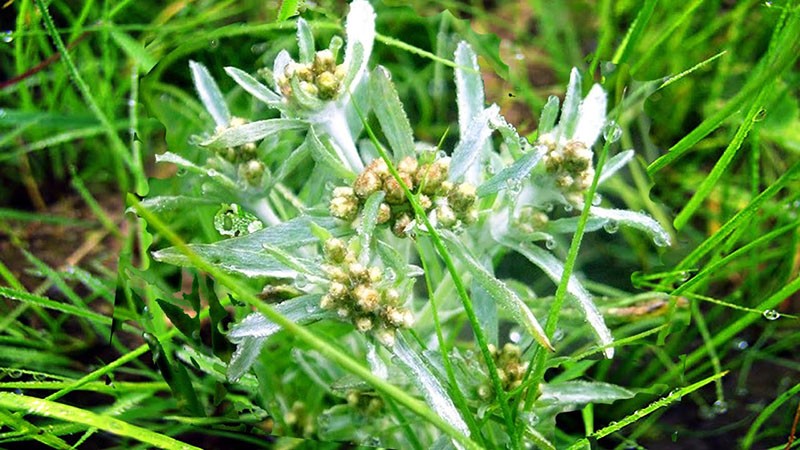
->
212, 117, 265, 186
283, 400, 315, 437
329, 156, 478, 237
539, 134, 595, 206
346, 389, 383, 416
277, 50, 347, 103
319, 238, 413, 346
477, 343, 530, 400
513, 206, 550, 234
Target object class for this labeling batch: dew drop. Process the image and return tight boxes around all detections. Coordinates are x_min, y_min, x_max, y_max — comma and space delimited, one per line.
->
176, 168, 188, 177
508, 329, 522, 343
762, 309, 781, 320
552, 328, 565, 342
653, 235, 668, 247
753, 109, 767, 122
765, 1, 773, 7
734, 340, 749, 350
1, 31, 12, 44
209, 39, 219, 49
672, 431, 679, 442
563, 203, 574, 212
545, 236, 556, 250
602, 120, 623, 143
436, 150, 447, 160
603, 220, 619, 234
592, 193, 602, 206
477, 404, 489, 419
206, 168, 219, 177
295, 274, 310, 290
711, 399, 728, 415
384, 268, 396, 282
514, 52, 524, 61
305, 302, 317, 313
463, 349, 474, 359
543, 202, 554, 213
505, 178, 522, 195
735, 387, 749, 396
8, 369, 23, 379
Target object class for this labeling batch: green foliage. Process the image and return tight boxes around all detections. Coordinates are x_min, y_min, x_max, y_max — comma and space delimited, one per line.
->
1, 0, 798, 449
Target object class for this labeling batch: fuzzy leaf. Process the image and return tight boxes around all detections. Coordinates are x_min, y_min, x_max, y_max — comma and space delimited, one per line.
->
343, 0, 375, 90
598, 149, 635, 184
227, 336, 265, 382
538, 95, 560, 135
391, 335, 470, 439
455, 41, 484, 140
449, 105, 500, 184
177, 345, 258, 390
201, 118, 306, 148
443, 232, 552, 351
511, 243, 614, 358
477, 145, 546, 197
189, 60, 230, 128
358, 191, 386, 263
306, 126, 357, 181
370, 67, 415, 159
224, 66, 282, 106
538, 380, 634, 407
559, 68, 582, 140
590, 207, 671, 246
227, 294, 327, 342
152, 216, 348, 278
129, 196, 217, 214
155, 152, 237, 190
296, 18, 315, 64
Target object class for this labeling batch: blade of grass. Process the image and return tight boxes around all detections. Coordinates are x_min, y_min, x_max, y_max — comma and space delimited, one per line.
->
566, 370, 728, 449
0, 392, 200, 450
34, 0, 147, 195
672, 88, 767, 230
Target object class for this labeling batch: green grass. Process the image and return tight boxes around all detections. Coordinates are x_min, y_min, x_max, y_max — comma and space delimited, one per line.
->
1, 0, 799, 448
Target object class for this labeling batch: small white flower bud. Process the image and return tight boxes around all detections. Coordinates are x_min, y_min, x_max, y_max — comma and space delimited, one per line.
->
354, 170, 382, 199
355, 316, 373, 332
353, 284, 379, 312
374, 328, 396, 347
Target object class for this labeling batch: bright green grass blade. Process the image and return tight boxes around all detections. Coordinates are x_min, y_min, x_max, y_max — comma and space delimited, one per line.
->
0, 408, 71, 449
612, 0, 657, 66
566, 371, 728, 449
0, 392, 200, 450
742, 382, 800, 449
672, 89, 767, 230
0, 286, 110, 326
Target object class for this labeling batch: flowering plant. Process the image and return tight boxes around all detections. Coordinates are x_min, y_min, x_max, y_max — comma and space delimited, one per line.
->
136, 0, 672, 446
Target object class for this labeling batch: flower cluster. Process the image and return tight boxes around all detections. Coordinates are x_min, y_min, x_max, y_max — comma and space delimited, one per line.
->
277, 48, 347, 104
329, 156, 478, 237
210, 117, 266, 186
319, 237, 413, 346
283, 400, 315, 437
346, 389, 384, 416
477, 343, 529, 399
539, 134, 595, 206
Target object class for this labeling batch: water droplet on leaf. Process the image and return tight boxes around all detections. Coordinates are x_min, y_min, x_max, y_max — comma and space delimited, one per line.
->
762, 309, 780, 320
603, 221, 619, 234
603, 120, 623, 143
545, 237, 556, 250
